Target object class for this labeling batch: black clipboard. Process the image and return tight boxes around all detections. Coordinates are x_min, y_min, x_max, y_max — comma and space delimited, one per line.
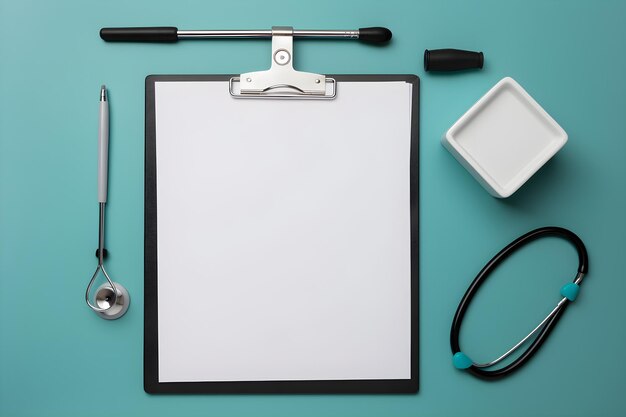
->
144, 74, 419, 394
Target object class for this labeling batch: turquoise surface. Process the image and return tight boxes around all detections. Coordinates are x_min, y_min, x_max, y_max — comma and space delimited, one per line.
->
1, 0, 625, 415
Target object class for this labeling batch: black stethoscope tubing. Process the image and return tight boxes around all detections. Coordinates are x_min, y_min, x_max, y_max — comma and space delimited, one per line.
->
450, 226, 588, 379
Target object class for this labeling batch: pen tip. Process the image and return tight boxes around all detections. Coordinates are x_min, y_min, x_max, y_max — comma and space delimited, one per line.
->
100, 85, 107, 101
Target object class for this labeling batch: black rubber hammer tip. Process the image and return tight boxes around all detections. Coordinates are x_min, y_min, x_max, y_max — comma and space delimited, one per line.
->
424, 49, 484, 72
359, 27, 392, 43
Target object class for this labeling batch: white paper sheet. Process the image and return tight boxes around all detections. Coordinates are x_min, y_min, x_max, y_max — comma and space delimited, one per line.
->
155, 80, 413, 382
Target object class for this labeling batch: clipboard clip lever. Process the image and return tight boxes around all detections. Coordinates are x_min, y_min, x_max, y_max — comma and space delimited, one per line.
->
230, 27, 336, 99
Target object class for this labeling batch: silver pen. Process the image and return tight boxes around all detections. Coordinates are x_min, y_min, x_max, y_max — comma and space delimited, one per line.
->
98, 85, 109, 204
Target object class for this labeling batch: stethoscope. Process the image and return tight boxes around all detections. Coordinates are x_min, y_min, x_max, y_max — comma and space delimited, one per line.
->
450, 226, 588, 379
85, 85, 130, 320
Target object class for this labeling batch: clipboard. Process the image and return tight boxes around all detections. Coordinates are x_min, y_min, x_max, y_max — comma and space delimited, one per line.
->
142, 28, 419, 394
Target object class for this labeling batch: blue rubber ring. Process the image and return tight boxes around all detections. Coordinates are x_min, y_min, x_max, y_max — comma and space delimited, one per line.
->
453, 352, 473, 369
560, 282, 580, 301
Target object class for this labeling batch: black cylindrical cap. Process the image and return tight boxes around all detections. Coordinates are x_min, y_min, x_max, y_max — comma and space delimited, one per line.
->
100, 27, 179, 42
359, 27, 392, 43
424, 49, 484, 71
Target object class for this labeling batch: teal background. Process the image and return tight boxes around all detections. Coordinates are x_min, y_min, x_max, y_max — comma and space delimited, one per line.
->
1, 0, 625, 415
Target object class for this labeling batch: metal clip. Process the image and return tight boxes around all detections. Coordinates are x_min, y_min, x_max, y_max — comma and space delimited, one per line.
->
230, 26, 335, 98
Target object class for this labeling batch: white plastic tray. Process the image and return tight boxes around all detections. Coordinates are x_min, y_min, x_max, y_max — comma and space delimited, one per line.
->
442, 77, 567, 198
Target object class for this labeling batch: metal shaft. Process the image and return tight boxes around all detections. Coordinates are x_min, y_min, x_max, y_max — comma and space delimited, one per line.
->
177, 30, 359, 39
473, 298, 567, 368
98, 202, 105, 265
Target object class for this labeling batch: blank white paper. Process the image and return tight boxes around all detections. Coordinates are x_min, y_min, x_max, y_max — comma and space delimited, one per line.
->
155, 80, 413, 382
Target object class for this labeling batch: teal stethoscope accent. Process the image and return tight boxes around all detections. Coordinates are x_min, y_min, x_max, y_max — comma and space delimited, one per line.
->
450, 227, 588, 379
560, 282, 580, 301
453, 352, 473, 370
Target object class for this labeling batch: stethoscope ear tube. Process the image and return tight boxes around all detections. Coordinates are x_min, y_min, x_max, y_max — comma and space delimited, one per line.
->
450, 226, 588, 379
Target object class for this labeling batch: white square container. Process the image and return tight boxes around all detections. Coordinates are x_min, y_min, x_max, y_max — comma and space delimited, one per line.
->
442, 77, 568, 198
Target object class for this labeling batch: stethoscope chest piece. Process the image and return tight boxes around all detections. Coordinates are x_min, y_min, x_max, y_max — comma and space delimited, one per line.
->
94, 282, 130, 320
